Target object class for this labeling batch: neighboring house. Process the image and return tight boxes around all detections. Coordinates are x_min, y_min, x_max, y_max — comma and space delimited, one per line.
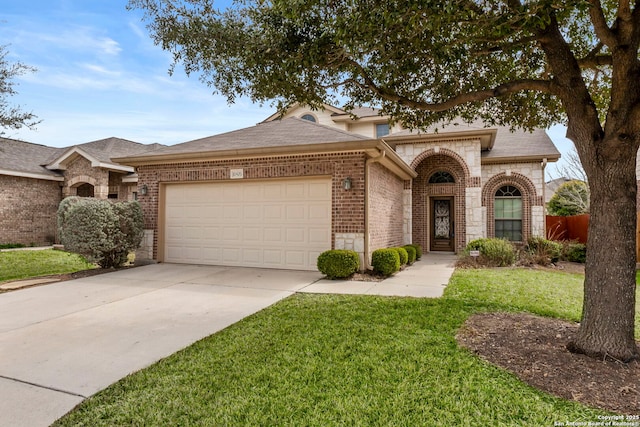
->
0, 137, 163, 246
545, 177, 572, 205
116, 104, 560, 271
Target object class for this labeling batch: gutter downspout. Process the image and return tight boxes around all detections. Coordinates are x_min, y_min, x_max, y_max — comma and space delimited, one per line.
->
364, 148, 386, 270
541, 158, 548, 238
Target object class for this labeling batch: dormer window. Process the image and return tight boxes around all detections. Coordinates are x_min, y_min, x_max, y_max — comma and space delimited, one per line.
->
301, 114, 317, 122
376, 123, 390, 137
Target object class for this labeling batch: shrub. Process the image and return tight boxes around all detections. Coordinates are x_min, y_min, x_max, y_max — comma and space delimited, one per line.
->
402, 245, 417, 264
0, 243, 26, 250
317, 250, 360, 279
393, 247, 409, 265
409, 243, 423, 260
464, 238, 516, 267
57, 197, 144, 268
526, 236, 562, 265
371, 248, 401, 276
562, 242, 587, 263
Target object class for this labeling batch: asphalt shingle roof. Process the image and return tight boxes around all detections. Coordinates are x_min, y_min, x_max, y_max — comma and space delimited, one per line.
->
391, 120, 560, 160
43, 137, 165, 167
139, 117, 372, 157
0, 138, 63, 177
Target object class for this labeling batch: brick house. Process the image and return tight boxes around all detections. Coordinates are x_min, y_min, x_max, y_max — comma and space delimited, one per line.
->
116, 105, 560, 270
0, 137, 163, 245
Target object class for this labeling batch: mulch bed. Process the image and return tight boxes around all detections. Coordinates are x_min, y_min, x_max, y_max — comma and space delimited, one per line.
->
456, 312, 640, 415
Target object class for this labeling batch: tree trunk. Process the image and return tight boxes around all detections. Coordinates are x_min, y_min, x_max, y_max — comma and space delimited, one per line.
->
567, 135, 639, 362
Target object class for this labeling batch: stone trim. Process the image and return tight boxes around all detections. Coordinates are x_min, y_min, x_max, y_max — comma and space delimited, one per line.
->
481, 172, 539, 242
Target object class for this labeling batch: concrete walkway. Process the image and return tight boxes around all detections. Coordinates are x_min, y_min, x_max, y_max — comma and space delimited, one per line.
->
300, 252, 456, 297
0, 254, 456, 427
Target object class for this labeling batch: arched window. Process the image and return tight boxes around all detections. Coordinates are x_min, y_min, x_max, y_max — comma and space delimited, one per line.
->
428, 171, 455, 184
300, 114, 316, 122
495, 185, 522, 241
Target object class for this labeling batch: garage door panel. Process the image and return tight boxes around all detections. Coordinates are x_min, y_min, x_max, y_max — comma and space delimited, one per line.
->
285, 251, 306, 267
309, 182, 331, 198
309, 228, 331, 244
263, 228, 282, 242
264, 205, 283, 220
164, 178, 331, 270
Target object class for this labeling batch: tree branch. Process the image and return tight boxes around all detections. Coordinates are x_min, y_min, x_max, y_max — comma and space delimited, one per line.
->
588, 0, 617, 48
576, 40, 612, 69
344, 58, 551, 112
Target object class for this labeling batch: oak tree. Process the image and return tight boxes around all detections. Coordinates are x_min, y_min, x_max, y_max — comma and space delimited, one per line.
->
129, 0, 640, 361
0, 44, 38, 134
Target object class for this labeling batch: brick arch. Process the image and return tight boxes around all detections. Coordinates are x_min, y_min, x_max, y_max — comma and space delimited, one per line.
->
482, 172, 539, 242
67, 175, 98, 188
482, 172, 539, 207
410, 148, 471, 182
412, 151, 469, 253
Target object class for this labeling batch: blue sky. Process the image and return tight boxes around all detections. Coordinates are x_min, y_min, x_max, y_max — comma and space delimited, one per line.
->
1, 0, 574, 177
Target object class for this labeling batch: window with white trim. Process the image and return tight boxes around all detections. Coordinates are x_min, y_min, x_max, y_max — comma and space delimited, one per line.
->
495, 185, 522, 241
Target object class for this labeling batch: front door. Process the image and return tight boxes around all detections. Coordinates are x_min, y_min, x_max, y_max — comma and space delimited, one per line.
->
430, 197, 454, 252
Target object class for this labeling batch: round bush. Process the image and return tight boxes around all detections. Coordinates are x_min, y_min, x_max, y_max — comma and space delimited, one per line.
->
371, 248, 401, 276
409, 243, 423, 260
464, 238, 516, 267
562, 242, 587, 263
317, 250, 359, 279
526, 236, 562, 263
403, 245, 417, 264
393, 247, 409, 265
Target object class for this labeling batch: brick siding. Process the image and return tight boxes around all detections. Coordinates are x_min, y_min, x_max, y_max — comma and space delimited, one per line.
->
136, 153, 368, 259
0, 175, 62, 245
412, 153, 469, 252
368, 162, 404, 251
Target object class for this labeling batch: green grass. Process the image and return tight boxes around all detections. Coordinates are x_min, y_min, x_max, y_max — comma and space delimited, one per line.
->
0, 249, 95, 283
52, 267, 628, 426
446, 268, 640, 338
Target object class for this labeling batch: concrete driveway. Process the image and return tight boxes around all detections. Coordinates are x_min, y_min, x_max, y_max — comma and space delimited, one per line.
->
0, 264, 322, 427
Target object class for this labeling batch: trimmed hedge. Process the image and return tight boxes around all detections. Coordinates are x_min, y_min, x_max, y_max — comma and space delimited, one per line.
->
393, 247, 409, 265
408, 243, 422, 260
317, 250, 359, 279
371, 248, 401, 276
402, 245, 417, 264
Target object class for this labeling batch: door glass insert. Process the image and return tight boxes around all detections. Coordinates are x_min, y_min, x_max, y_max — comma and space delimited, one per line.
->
434, 200, 450, 238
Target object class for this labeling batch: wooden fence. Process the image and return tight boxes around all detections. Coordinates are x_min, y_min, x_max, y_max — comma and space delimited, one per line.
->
547, 214, 640, 262
546, 214, 589, 244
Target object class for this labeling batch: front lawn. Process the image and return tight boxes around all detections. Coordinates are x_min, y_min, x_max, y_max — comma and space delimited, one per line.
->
52, 267, 624, 426
0, 249, 95, 284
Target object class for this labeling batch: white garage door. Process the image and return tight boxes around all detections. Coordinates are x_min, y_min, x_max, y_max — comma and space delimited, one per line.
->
163, 178, 331, 270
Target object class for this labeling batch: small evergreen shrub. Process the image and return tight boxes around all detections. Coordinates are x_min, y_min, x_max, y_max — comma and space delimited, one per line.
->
393, 247, 409, 265
371, 248, 401, 276
317, 250, 359, 279
562, 242, 587, 263
57, 197, 144, 268
402, 245, 417, 264
464, 238, 516, 267
409, 243, 423, 260
526, 236, 562, 264
0, 243, 26, 250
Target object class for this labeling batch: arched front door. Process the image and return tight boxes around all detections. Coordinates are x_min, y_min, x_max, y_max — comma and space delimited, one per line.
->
430, 196, 454, 252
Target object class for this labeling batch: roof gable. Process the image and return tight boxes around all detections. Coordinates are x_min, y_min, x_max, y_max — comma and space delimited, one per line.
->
45, 137, 164, 172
